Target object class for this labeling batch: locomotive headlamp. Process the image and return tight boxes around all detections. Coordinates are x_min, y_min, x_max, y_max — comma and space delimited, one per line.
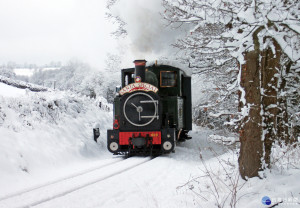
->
109, 142, 119, 151
167, 134, 171, 138
163, 141, 172, 151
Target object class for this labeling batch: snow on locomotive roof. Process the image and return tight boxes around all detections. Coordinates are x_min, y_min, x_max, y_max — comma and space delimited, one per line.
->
147, 59, 192, 76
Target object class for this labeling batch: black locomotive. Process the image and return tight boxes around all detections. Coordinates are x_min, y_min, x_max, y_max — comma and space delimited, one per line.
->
107, 60, 192, 156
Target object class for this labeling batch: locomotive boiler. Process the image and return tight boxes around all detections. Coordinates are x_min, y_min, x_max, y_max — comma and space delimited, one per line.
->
107, 60, 192, 156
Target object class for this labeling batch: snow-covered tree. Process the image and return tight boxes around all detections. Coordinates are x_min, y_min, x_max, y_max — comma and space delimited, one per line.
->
30, 60, 93, 93
102, 53, 122, 103
163, 0, 300, 178
0, 67, 16, 79
106, 0, 127, 37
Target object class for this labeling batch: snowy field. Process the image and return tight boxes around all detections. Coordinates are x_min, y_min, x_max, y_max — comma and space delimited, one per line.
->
13, 67, 60, 77
0, 82, 299, 208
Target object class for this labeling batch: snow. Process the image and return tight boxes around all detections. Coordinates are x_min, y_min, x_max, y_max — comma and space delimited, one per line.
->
42, 67, 60, 71
1, 122, 299, 207
13, 67, 60, 77
289, 24, 300, 35
0, 126, 229, 208
0, 82, 299, 208
0, 75, 48, 92
13, 68, 35, 77
208, 134, 238, 145
0, 82, 26, 98
0, 82, 113, 195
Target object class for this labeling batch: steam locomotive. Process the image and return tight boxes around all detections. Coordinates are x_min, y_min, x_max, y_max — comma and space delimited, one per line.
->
107, 60, 192, 156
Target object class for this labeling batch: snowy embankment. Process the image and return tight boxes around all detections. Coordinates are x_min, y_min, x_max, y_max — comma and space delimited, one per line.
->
2, 125, 298, 208
0, 81, 299, 208
0, 81, 112, 196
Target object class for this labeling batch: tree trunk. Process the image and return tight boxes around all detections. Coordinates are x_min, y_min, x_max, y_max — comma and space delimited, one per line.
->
260, 41, 279, 167
261, 39, 292, 166
239, 51, 263, 179
239, 38, 292, 178
277, 55, 291, 144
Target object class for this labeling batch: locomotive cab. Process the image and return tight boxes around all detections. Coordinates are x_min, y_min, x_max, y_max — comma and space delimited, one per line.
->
107, 60, 192, 156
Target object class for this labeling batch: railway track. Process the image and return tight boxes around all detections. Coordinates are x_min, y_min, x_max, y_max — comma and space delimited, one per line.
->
0, 157, 124, 202
0, 157, 152, 208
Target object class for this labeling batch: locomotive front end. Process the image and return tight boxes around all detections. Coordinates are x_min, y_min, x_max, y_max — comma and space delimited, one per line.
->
107, 60, 176, 156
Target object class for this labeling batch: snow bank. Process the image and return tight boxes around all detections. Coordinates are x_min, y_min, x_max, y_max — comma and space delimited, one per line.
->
208, 134, 238, 145
0, 84, 112, 196
176, 129, 300, 208
0, 82, 26, 98
0, 75, 48, 92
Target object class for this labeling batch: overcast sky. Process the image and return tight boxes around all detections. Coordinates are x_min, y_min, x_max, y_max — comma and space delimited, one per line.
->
0, 0, 117, 69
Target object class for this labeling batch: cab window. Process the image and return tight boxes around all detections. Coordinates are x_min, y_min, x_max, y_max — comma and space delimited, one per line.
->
124, 72, 134, 86
160, 71, 177, 87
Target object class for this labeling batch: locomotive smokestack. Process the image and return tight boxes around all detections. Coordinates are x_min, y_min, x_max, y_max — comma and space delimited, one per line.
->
134, 60, 147, 82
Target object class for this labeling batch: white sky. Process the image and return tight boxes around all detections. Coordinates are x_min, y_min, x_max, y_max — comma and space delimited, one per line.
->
0, 0, 117, 69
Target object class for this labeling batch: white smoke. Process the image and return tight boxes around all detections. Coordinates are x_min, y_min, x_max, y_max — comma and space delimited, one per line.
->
110, 0, 187, 62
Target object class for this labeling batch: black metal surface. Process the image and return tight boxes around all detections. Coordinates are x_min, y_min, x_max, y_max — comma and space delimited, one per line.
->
107, 130, 119, 153
161, 128, 176, 153
182, 76, 192, 131
120, 91, 162, 131
121, 68, 135, 88
134, 60, 146, 82
131, 137, 146, 147
93, 128, 100, 142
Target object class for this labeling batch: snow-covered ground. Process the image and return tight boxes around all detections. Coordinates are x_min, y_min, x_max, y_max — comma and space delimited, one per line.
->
0, 82, 26, 98
0, 82, 113, 195
13, 68, 35, 77
13, 67, 60, 77
0, 82, 299, 208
